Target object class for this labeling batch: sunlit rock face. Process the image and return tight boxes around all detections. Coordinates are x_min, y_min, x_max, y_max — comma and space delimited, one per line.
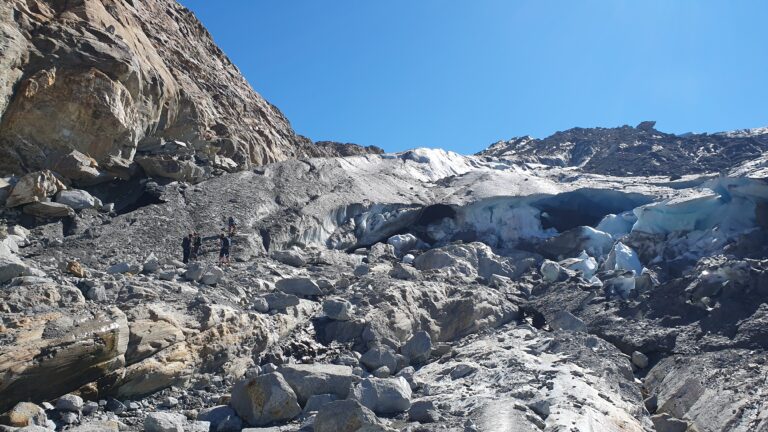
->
0, 0, 380, 179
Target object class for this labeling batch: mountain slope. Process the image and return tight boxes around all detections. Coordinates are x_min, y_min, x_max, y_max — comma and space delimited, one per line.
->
0, 0, 373, 177
479, 121, 768, 177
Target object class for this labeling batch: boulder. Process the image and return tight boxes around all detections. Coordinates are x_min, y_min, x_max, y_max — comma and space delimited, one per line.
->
144, 412, 186, 432
106, 262, 140, 275
651, 413, 689, 432
184, 262, 205, 281
632, 351, 649, 369
270, 249, 306, 267
550, 310, 587, 332
389, 263, 421, 280
53, 150, 105, 185
264, 292, 300, 310
56, 394, 84, 412
323, 298, 353, 321
0, 307, 129, 413
55, 189, 97, 210
401, 331, 431, 365
408, 400, 439, 423
136, 155, 204, 183
276, 277, 322, 298
252, 297, 269, 313
314, 400, 390, 432
360, 345, 399, 373
66, 261, 87, 278
350, 377, 412, 415
0, 244, 27, 283
22, 201, 75, 218
142, 253, 160, 273
449, 363, 478, 379
201, 266, 224, 285
540, 259, 570, 282
5, 170, 65, 207
230, 372, 302, 426
8, 402, 47, 427
278, 363, 358, 405
302, 393, 338, 414
198, 405, 243, 432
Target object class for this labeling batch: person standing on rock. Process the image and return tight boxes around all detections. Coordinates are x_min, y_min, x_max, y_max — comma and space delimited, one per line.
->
218, 233, 231, 266
228, 216, 237, 236
182, 233, 192, 264
192, 232, 202, 260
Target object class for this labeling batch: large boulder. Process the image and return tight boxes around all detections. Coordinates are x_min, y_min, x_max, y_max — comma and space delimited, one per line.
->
136, 155, 205, 183
264, 292, 300, 311
52, 150, 105, 185
350, 377, 412, 415
278, 363, 358, 405
323, 298, 353, 321
0, 243, 27, 283
276, 277, 322, 298
144, 412, 186, 432
0, 307, 129, 413
360, 345, 399, 373
8, 402, 47, 427
55, 189, 98, 210
197, 405, 243, 432
400, 331, 431, 365
314, 400, 391, 432
201, 266, 224, 285
270, 249, 307, 267
4, 170, 65, 207
230, 372, 302, 426
22, 201, 75, 218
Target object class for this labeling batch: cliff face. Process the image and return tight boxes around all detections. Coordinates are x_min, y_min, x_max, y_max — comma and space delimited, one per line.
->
0, 0, 348, 177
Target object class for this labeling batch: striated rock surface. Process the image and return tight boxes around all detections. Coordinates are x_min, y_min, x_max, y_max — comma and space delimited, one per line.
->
0, 0, 377, 179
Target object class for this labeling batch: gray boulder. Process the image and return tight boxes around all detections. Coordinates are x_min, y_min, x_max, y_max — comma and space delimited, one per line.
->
449, 363, 478, 379
106, 262, 140, 275
302, 393, 338, 415
271, 249, 306, 267
278, 363, 358, 405
142, 253, 160, 273
323, 298, 353, 321
401, 331, 431, 365
408, 400, 439, 423
360, 344, 399, 373
314, 400, 390, 432
201, 266, 224, 285
276, 277, 322, 298
56, 394, 84, 412
350, 377, 412, 415
264, 292, 300, 310
0, 244, 27, 283
144, 412, 186, 432
55, 189, 97, 210
184, 262, 205, 281
550, 310, 587, 332
198, 405, 243, 432
230, 372, 301, 426
252, 297, 269, 313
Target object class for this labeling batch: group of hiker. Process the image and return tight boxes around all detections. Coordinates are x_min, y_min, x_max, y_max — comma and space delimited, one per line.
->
181, 217, 237, 266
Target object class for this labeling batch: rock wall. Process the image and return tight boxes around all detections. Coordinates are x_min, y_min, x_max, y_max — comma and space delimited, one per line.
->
0, 0, 366, 177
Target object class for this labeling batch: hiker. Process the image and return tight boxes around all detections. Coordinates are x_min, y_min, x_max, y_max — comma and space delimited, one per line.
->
182, 233, 192, 264
218, 233, 231, 265
227, 216, 237, 236
192, 232, 202, 260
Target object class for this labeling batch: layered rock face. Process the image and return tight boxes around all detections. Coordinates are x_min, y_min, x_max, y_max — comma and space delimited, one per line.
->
0, 0, 373, 179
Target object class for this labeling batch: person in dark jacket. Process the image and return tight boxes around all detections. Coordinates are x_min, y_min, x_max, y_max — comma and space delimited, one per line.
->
182, 233, 192, 264
191, 232, 202, 260
218, 233, 231, 265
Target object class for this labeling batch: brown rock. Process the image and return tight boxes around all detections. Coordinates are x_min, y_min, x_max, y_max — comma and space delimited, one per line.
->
67, 261, 87, 278
5, 170, 65, 207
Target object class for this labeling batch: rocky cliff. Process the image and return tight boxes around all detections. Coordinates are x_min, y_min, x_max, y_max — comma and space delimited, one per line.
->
0, 0, 373, 180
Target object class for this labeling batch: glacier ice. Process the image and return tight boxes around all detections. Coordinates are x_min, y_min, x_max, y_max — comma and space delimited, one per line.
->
604, 242, 644, 275
562, 251, 598, 279
596, 211, 637, 238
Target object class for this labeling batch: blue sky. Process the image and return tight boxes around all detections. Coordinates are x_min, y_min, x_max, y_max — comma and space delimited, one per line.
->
179, 0, 768, 154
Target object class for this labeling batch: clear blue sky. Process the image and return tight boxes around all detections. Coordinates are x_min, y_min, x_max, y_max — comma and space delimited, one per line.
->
179, 0, 767, 154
